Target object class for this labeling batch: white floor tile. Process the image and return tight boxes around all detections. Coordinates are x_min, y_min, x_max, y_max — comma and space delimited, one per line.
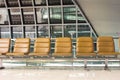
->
0, 69, 120, 80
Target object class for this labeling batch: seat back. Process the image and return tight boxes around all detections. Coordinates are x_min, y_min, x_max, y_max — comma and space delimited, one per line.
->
76, 37, 94, 53
0, 38, 10, 54
13, 38, 30, 54
97, 36, 115, 53
54, 37, 72, 55
34, 38, 50, 54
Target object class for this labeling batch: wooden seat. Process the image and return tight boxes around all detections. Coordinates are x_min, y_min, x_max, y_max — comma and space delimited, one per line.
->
29, 38, 50, 57
52, 37, 72, 57
0, 38, 10, 55
97, 36, 118, 57
76, 37, 96, 57
6, 38, 30, 56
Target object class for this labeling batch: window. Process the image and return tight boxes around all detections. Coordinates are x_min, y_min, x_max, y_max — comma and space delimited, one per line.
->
0, 9, 9, 25
9, 9, 21, 25
0, 27, 10, 38
63, 7, 76, 23
34, 0, 46, 6
78, 25, 90, 37
24, 26, 35, 38
11, 26, 23, 39
22, 8, 35, 24
37, 25, 49, 37
48, 0, 61, 5
49, 7, 62, 24
64, 25, 76, 38
50, 25, 62, 38
35, 8, 48, 24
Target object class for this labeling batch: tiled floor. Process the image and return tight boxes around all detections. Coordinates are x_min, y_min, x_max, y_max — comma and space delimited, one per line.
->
0, 69, 120, 80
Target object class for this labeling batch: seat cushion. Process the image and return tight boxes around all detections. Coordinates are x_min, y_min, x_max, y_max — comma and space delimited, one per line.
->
98, 52, 118, 56
53, 53, 72, 57
29, 53, 49, 57
6, 53, 25, 56
76, 52, 96, 57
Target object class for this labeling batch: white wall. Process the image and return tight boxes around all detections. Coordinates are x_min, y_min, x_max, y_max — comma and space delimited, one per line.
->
76, 0, 120, 37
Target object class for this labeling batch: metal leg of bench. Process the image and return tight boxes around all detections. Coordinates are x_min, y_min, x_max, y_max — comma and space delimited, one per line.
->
84, 59, 89, 71
72, 59, 74, 70
26, 59, 28, 67
40, 60, 44, 70
0, 59, 5, 69
104, 59, 109, 70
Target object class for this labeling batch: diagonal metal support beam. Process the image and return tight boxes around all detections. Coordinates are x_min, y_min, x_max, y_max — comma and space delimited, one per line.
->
72, 0, 98, 37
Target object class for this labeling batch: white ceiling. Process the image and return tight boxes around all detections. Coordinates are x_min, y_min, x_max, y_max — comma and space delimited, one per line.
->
76, 0, 120, 36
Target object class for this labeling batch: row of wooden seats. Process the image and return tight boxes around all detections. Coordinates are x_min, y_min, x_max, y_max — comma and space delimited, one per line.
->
0, 36, 119, 58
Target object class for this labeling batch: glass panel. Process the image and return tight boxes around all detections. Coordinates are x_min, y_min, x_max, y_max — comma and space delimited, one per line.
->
25, 26, 35, 38
48, 0, 61, 5
12, 26, 23, 39
51, 39, 55, 53
50, 25, 62, 38
0, 27, 10, 38
35, 8, 48, 24
63, 0, 74, 5
92, 33, 97, 42
64, 25, 76, 38
77, 9, 86, 23
37, 25, 49, 37
20, 0, 32, 6
0, 0, 5, 7
34, 0, 46, 6
49, 7, 62, 24
93, 43, 97, 51
22, 8, 35, 24
6, 0, 19, 7
78, 25, 90, 37
78, 33, 90, 37
108, 61, 120, 67
0, 9, 9, 25
87, 61, 105, 67
9, 9, 22, 25
63, 7, 76, 23
30, 40, 34, 52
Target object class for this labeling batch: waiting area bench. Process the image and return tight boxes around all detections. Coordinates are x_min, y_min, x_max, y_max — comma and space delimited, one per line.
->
0, 36, 120, 70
